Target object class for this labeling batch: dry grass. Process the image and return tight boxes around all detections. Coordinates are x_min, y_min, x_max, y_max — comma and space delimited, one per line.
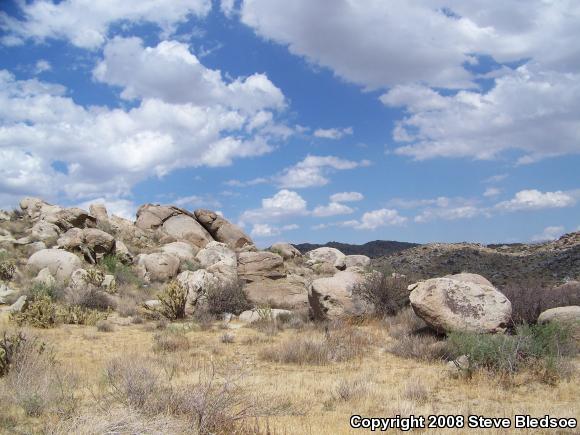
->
0, 310, 578, 435
152, 329, 190, 353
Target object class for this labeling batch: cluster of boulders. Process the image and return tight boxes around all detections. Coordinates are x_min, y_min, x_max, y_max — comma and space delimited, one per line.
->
1, 197, 579, 335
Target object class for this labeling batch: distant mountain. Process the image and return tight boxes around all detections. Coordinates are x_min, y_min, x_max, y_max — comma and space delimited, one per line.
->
293, 240, 419, 258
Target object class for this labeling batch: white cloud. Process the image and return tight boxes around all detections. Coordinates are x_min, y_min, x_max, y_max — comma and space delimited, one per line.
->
173, 195, 221, 210
0, 48, 288, 206
240, 189, 307, 224
94, 37, 285, 113
343, 208, 407, 230
312, 202, 354, 218
34, 59, 51, 74
483, 187, 501, 198
314, 127, 353, 140
387, 196, 454, 209
495, 189, 578, 212
484, 174, 508, 184
240, 1, 580, 90
329, 192, 364, 203
276, 155, 370, 188
383, 66, 580, 162
1, 0, 212, 48
220, 0, 237, 18
532, 226, 565, 242
415, 206, 482, 223
251, 223, 298, 237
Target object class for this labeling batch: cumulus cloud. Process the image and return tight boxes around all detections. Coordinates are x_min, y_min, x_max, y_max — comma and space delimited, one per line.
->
495, 189, 578, 212
312, 202, 354, 218
483, 187, 501, 198
314, 127, 353, 140
76, 197, 138, 220
0, 44, 288, 206
329, 192, 364, 203
220, 0, 237, 18
94, 37, 285, 112
342, 208, 407, 230
415, 206, 483, 223
34, 59, 51, 74
531, 226, 565, 242
251, 223, 298, 237
1, 0, 211, 48
240, 189, 308, 225
383, 66, 580, 162
276, 155, 370, 188
240, 1, 580, 90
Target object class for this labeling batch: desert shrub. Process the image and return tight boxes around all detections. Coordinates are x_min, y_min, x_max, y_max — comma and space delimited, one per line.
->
260, 326, 374, 365
0, 331, 28, 377
353, 271, 411, 316
447, 322, 577, 381
152, 330, 190, 353
96, 320, 115, 332
192, 307, 215, 330
105, 356, 160, 409
333, 377, 370, 402
220, 333, 235, 344
387, 334, 448, 362
500, 280, 580, 325
401, 380, 429, 404
158, 280, 187, 320
102, 254, 140, 285
66, 285, 115, 311
3, 337, 77, 417
0, 257, 15, 281
26, 281, 64, 302
206, 280, 251, 316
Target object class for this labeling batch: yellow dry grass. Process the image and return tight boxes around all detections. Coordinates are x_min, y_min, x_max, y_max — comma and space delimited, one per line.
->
0, 312, 578, 435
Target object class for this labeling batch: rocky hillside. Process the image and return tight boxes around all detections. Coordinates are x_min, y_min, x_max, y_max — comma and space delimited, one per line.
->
293, 240, 419, 258
373, 232, 580, 287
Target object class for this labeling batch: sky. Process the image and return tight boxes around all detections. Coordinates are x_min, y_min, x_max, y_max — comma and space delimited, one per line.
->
0, 0, 579, 247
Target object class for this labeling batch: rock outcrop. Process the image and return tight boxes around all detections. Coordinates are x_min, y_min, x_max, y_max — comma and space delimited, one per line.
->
305, 247, 346, 271
27, 248, 83, 282
538, 306, 580, 340
270, 242, 302, 260
409, 275, 512, 333
136, 252, 180, 282
308, 268, 369, 320
194, 209, 255, 251
237, 251, 285, 282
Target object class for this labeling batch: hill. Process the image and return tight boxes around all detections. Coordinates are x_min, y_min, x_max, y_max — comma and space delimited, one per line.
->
293, 240, 419, 258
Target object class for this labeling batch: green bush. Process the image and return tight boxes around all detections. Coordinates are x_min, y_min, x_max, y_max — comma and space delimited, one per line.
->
102, 254, 140, 285
0, 259, 15, 281
158, 280, 188, 320
0, 331, 27, 376
447, 323, 577, 381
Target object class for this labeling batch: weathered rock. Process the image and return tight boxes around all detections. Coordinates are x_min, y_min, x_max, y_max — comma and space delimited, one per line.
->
102, 275, 117, 292
238, 308, 292, 323
308, 269, 369, 320
176, 269, 219, 314
89, 203, 109, 221
409, 277, 512, 334
70, 268, 89, 290
114, 240, 133, 265
161, 242, 199, 264
447, 355, 470, 374
0, 284, 16, 304
135, 204, 178, 230
0, 210, 10, 221
162, 215, 213, 248
538, 306, 580, 327
20, 197, 60, 220
445, 273, 493, 287
83, 228, 115, 257
270, 242, 302, 260
244, 279, 308, 309
345, 255, 371, 269
31, 221, 60, 241
26, 241, 47, 255
305, 247, 346, 270
136, 252, 180, 282
32, 267, 56, 287
8, 295, 27, 313
49, 208, 96, 231
57, 228, 84, 250
237, 251, 285, 282
194, 209, 254, 251
196, 242, 237, 281
27, 249, 83, 282
143, 299, 162, 310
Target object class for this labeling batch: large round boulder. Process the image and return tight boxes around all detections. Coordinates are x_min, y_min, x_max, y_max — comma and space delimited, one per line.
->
27, 248, 83, 282
135, 204, 178, 230
161, 242, 199, 263
308, 269, 369, 320
195, 242, 237, 281
176, 269, 219, 314
237, 251, 285, 283
162, 215, 212, 248
305, 247, 346, 270
194, 209, 255, 251
444, 272, 493, 287
345, 255, 371, 269
136, 252, 180, 282
409, 277, 512, 334
538, 306, 580, 341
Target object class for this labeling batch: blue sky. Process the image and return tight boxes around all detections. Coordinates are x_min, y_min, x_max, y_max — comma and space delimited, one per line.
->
0, 0, 579, 247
